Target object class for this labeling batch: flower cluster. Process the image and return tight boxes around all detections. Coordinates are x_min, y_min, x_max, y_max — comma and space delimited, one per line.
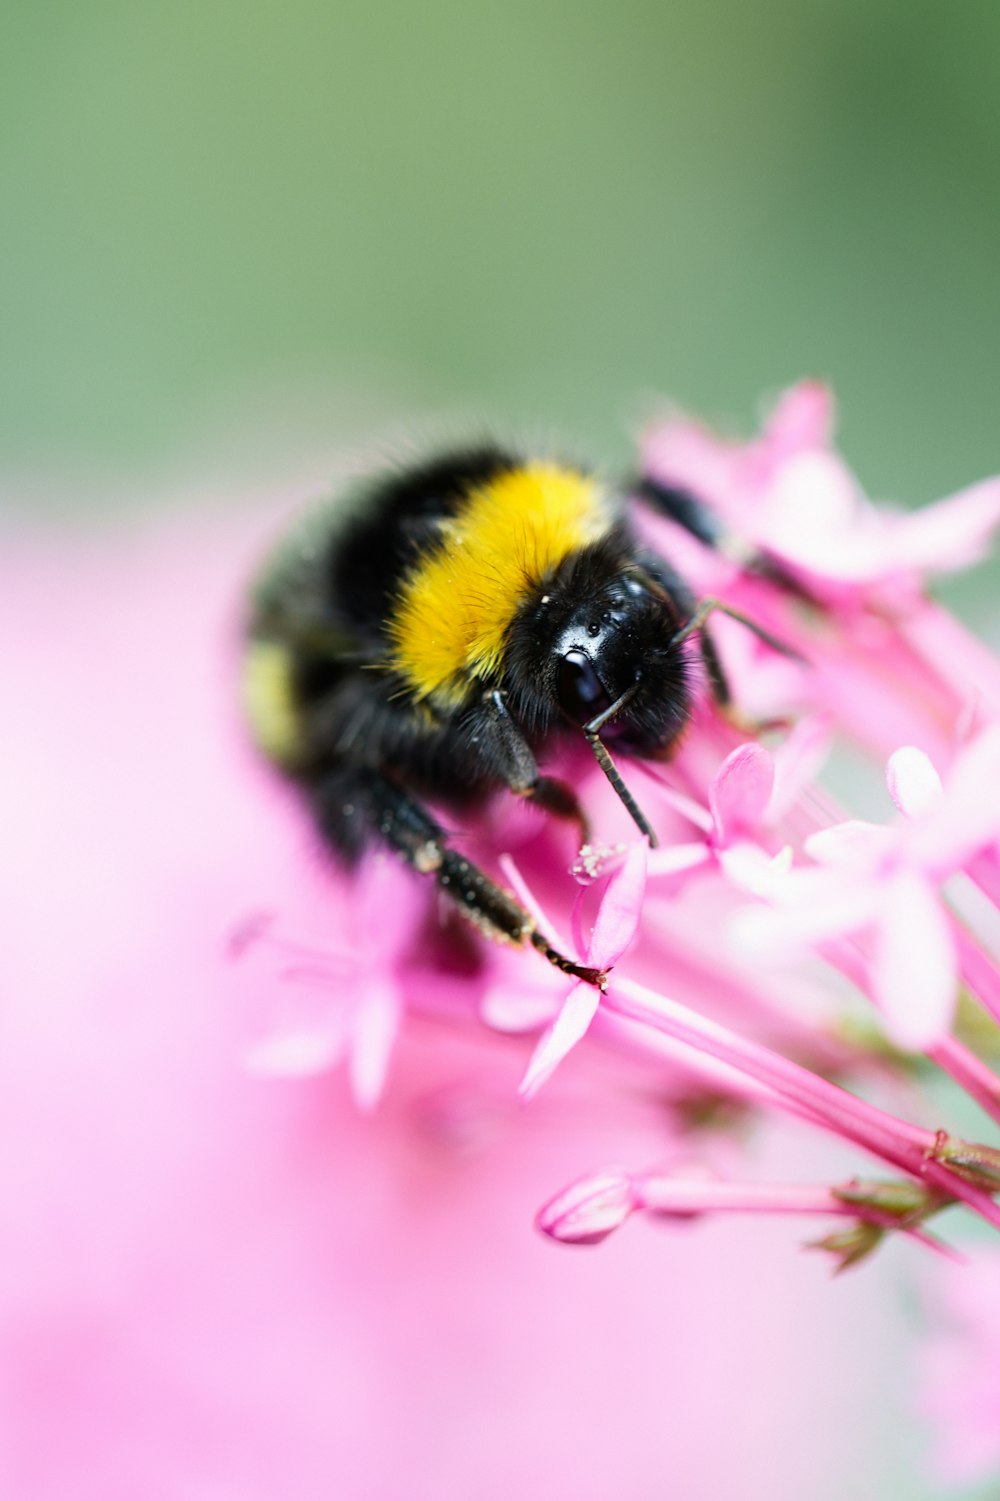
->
240, 381, 1000, 1283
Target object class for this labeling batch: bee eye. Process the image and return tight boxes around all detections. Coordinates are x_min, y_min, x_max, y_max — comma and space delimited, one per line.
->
557, 650, 611, 724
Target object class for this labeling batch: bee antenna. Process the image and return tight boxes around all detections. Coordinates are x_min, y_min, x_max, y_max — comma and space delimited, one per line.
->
582, 686, 658, 847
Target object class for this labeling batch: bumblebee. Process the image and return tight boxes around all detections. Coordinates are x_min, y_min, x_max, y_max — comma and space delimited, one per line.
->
243, 446, 783, 987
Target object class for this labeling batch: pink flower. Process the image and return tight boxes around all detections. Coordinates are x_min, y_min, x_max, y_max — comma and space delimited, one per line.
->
640, 383, 1000, 771
646, 719, 830, 895
643, 381, 1000, 607
233, 854, 423, 1110
517, 838, 647, 1099
734, 731, 1000, 1049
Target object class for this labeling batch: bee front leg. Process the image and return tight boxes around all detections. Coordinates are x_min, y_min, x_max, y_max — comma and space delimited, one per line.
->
674, 600, 802, 735
468, 690, 591, 844
312, 767, 605, 988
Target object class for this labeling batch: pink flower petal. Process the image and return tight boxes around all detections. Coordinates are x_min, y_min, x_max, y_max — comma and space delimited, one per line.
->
886, 746, 943, 820
709, 743, 775, 846
768, 715, 833, 823
641, 413, 737, 514
760, 452, 863, 562
763, 379, 835, 457
887, 476, 1000, 575
519, 982, 603, 1100
238, 943, 352, 1078
646, 842, 713, 879
496, 853, 550, 931
348, 980, 400, 1112
911, 727, 1000, 875
871, 874, 957, 1050
585, 839, 648, 969
648, 780, 715, 835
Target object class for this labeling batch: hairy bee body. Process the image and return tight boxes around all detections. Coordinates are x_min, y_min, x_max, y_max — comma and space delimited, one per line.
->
243, 446, 732, 983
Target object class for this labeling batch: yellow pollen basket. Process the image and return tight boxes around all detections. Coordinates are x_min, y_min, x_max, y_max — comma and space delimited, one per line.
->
242, 640, 304, 766
389, 463, 611, 708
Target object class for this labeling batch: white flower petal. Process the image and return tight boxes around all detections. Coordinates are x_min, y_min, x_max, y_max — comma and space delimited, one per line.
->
717, 841, 789, 899
871, 874, 957, 1050
730, 871, 879, 959
886, 746, 943, 820
912, 727, 1000, 875
804, 820, 892, 870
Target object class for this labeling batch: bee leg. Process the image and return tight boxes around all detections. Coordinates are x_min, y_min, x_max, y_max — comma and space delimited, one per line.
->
314, 768, 605, 988
675, 601, 800, 735
672, 597, 805, 664
470, 690, 591, 844
695, 624, 734, 709
437, 848, 606, 990
633, 477, 726, 549
630, 557, 801, 734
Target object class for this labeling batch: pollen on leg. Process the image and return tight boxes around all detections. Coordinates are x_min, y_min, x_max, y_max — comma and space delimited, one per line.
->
412, 840, 443, 874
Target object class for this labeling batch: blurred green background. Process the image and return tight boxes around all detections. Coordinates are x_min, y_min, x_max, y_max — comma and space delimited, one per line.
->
3, 0, 998, 523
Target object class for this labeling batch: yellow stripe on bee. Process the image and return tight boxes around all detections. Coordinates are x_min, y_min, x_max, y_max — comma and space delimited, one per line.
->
388, 463, 612, 707
242, 640, 304, 767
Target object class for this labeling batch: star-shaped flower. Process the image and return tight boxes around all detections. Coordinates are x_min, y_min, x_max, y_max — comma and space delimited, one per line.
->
734, 729, 1000, 1048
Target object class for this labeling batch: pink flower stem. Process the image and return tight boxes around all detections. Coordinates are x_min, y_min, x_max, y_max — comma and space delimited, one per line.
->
639, 1176, 948, 1260
609, 977, 927, 1162
967, 850, 1000, 912
918, 1156, 1000, 1230
635, 1176, 881, 1218
822, 632, 956, 767
607, 975, 1000, 1231
639, 924, 856, 1075
633, 1175, 950, 1256
955, 923, 1000, 1030
600, 1007, 851, 1133
847, 597, 1000, 762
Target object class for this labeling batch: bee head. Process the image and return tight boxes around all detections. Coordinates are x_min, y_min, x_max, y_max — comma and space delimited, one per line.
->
506, 538, 694, 754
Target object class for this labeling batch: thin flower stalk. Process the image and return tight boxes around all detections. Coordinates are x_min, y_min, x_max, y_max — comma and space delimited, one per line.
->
537, 1166, 952, 1263
956, 924, 1000, 1031
606, 974, 1000, 1233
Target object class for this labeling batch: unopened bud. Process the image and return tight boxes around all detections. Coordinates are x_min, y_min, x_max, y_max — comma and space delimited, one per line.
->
536, 1169, 636, 1245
